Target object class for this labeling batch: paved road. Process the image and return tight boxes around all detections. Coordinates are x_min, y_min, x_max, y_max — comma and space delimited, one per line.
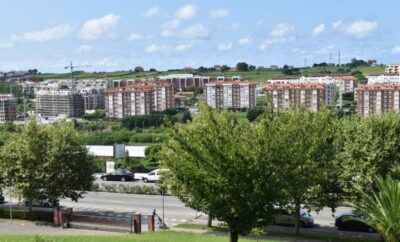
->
59, 192, 200, 226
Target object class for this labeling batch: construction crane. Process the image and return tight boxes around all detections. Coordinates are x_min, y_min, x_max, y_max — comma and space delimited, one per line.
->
64, 61, 92, 88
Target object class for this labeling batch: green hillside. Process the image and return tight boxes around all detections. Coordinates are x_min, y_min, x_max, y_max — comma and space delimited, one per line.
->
32, 65, 385, 83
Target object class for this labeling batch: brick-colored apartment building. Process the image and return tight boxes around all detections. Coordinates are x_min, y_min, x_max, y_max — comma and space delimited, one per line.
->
0, 94, 17, 123
104, 81, 175, 118
204, 80, 256, 109
265, 83, 332, 112
356, 84, 400, 116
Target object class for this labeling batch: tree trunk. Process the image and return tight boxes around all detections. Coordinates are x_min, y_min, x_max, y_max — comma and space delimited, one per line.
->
207, 214, 212, 227
294, 202, 301, 236
229, 230, 238, 242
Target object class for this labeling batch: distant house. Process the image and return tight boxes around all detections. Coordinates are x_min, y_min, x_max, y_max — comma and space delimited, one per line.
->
368, 60, 378, 66
270, 65, 279, 70
183, 67, 193, 71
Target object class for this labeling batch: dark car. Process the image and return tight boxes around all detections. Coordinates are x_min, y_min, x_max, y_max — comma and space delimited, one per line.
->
335, 213, 375, 232
101, 170, 134, 182
0, 190, 4, 204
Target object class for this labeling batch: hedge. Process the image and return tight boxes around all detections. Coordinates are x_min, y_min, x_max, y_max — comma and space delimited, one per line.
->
0, 209, 53, 222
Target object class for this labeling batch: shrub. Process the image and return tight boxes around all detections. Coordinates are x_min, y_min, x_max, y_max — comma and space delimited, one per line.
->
0, 209, 53, 222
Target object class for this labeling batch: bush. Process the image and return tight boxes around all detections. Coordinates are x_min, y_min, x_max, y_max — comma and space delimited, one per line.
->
92, 183, 161, 195
0, 209, 53, 222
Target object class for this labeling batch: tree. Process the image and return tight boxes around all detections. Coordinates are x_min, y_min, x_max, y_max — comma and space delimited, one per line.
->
0, 120, 95, 206
246, 107, 265, 122
346, 176, 400, 242
236, 62, 249, 71
181, 111, 192, 123
258, 108, 341, 235
336, 114, 400, 198
161, 105, 280, 242
134, 66, 144, 73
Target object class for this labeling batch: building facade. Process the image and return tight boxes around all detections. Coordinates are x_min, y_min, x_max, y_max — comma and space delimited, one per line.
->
265, 83, 334, 112
0, 95, 17, 123
356, 84, 400, 116
159, 74, 210, 90
104, 81, 175, 118
368, 74, 400, 84
385, 64, 400, 74
204, 80, 256, 109
36, 89, 84, 118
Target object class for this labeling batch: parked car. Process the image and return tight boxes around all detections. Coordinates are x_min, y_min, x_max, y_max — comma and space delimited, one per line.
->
101, 170, 134, 182
274, 208, 314, 227
0, 190, 4, 204
25, 199, 59, 208
335, 213, 375, 232
135, 169, 169, 183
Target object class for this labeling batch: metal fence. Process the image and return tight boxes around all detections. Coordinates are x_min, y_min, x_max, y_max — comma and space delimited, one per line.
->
67, 213, 135, 233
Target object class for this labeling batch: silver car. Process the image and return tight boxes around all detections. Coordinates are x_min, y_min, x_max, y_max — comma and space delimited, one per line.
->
274, 209, 314, 227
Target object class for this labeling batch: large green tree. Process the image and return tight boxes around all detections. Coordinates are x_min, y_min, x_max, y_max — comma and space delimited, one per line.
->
161, 105, 280, 242
0, 120, 95, 206
258, 108, 342, 235
336, 114, 400, 199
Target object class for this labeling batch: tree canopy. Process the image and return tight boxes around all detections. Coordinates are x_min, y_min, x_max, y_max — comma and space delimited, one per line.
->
0, 120, 95, 205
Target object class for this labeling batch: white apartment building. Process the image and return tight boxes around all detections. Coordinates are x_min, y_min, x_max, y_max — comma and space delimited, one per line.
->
356, 84, 400, 116
159, 74, 210, 90
385, 64, 400, 74
36, 88, 84, 118
205, 80, 256, 109
368, 74, 400, 84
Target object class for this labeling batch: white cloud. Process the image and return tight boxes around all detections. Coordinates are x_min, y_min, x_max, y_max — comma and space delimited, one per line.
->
161, 30, 174, 37
0, 41, 14, 48
238, 36, 251, 45
162, 19, 180, 30
209, 9, 229, 19
10, 25, 74, 42
391, 45, 400, 54
145, 44, 166, 53
332, 20, 343, 29
271, 23, 294, 37
259, 36, 295, 51
217, 42, 232, 51
75, 45, 93, 53
80, 14, 120, 40
175, 44, 193, 52
315, 45, 336, 55
258, 44, 267, 50
180, 24, 210, 39
312, 24, 325, 36
344, 20, 377, 38
144, 6, 160, 17
175, 5, 197, 20
128, 33, 144, 41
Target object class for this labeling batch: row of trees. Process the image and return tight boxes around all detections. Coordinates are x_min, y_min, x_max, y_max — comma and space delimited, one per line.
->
161, 105, 400, 242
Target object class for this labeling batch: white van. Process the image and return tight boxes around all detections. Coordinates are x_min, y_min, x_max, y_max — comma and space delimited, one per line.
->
137, 169, 169, 183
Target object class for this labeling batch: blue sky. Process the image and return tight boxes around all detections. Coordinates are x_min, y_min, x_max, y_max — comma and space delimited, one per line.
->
0, 0, 399, 72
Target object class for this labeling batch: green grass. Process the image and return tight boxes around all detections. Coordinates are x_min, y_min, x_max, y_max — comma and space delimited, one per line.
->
175, 223, 379, 242
0, 231, 279, 242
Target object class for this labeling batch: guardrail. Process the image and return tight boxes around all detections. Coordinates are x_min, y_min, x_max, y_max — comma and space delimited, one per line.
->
68, 213, 135, 233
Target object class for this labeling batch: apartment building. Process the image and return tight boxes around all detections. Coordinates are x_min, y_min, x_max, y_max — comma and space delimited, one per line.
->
331, 75, 357, 94
159, 74, 210, 90
368, 74, 400, 84
265, 83, 335, 112
79, 88, 105, 111
36, 88, 84, 118
385, 64, 400, 74
204, 80, 256, 109
356, 84, 400, 116
0, 95, 17, 123
104, 81, 175, 118
175, 91, 195, 107
267, 76, 340, 107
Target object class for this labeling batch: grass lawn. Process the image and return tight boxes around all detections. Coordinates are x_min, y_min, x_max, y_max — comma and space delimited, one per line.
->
0, 231, 279, 242
175, 223, 379, 242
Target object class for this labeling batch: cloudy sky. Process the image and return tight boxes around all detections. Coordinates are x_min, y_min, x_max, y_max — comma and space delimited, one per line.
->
0, 0, 399, 72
